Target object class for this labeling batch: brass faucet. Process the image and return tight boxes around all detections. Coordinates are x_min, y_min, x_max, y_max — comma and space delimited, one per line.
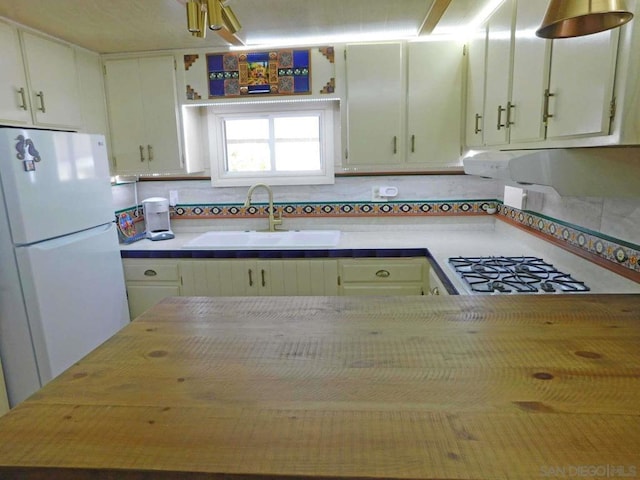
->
243, 183, 283, 232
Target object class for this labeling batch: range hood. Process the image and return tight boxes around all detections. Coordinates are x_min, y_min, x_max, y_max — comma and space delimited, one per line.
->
463, 147, 640, 197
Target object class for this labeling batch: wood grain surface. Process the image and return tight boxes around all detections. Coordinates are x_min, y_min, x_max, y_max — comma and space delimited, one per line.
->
0, 295, 638, 480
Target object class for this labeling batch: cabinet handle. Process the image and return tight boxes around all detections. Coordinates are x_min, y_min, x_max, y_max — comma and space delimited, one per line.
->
35, 91, 46, 113
17, 87, 27, 110
261, 269, 266, 287
139, 145, 145, 162
375, 269, 390, 278
248, 269, 253, 287
410, 134, 415, 153
392, 136, 398, 154
496, 105, 506, 130
543, 89, 555, 125
143, 269, 157, 277
147, 144, 153, 161
474, 113, 482, 134
506, 102, 515, 127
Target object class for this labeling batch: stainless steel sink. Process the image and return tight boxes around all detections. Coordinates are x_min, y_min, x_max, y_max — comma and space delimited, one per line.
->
182, 230, 341, 249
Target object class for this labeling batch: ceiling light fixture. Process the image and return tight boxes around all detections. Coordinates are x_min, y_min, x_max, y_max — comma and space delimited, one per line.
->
536, 0, 634, 39
185, 0, 241, 38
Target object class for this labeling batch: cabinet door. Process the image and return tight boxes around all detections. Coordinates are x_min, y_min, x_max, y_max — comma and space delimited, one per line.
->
509, 1, 550, 144
180, 260, 259, 296
21, 31, 81, 128
464, 25, 487, 148
546, 30, 618, 140
346, 43, 404, 166
0, 21, 31, 125
139, 56, 182, 174
265, 260, 338, 296
105, 56, 182, 175
407, 41, 462, 167
75, 49, 109, 137
126, 285, 181, 319
483, 0, 514, 146
0, 358, 9, 415
104, 58, 147, 174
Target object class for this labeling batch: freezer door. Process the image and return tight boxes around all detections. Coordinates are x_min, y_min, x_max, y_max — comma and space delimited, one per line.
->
15, 223, 129, 384
0, 129, 114, 245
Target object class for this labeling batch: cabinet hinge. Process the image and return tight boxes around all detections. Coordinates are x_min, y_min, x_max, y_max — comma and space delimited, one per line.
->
609, 96, 617, 120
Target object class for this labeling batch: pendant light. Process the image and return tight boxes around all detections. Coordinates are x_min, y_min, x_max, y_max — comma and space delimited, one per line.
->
536, 0, 634, 38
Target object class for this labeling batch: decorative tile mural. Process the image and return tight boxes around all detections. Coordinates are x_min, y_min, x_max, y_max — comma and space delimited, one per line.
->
207, 49, 311, 97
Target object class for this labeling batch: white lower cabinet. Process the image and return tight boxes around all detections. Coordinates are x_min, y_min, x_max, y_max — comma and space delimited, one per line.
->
180, 259, 339, 296
122, 259, 182, 319
338, 258, 429, 296
0, 358, 9, 415
428, 269, 450, 296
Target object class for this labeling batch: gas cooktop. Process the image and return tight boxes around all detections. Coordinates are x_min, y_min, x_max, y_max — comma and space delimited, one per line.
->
448, 256, 590, 294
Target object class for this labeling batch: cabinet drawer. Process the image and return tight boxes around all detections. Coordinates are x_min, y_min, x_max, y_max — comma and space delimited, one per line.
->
123, 261, 180, 282
341, 259, 424, 283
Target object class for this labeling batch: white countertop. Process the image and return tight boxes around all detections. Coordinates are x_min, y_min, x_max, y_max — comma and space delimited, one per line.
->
120, 217, 640, 295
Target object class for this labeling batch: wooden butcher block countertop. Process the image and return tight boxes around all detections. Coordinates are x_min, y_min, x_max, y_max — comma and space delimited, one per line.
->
0, 295, 639, 480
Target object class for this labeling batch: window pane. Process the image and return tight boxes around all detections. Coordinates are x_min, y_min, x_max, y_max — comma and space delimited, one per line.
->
275, 142, 321, 171
226, 143, 271, 172
274, 116, 319, 139
225, 119, 269, 140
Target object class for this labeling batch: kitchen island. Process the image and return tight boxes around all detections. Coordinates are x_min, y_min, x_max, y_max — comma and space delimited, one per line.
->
0, 295, 638, 479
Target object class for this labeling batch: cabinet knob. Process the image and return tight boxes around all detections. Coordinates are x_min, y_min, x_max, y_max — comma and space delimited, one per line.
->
144, 269, 157, 277
375, 269, 390, 278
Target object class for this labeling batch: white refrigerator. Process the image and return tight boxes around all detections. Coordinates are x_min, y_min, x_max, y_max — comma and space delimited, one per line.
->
0, 127, 129, 407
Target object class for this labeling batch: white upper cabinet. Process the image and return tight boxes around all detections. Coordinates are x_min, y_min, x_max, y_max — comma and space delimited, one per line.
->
345, 40, 463, 171
345, 42, 404, 168
509, 0, 550, 144
104, 56, 183, 175
483, 0, 515, 147
0, 21, 82, 129
406, 41, 463, 167
75, 49, 109, 136
20, 31, 82, 129
0, 21, 31, 125
464, 25, 487, 148
545, 29, 619, 140
464, 0, 621, 150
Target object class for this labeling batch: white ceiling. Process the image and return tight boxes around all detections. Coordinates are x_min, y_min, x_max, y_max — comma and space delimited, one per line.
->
0, 0, 490, 54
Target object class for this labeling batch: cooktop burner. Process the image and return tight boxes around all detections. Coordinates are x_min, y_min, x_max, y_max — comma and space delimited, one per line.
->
448, 256, 590, 294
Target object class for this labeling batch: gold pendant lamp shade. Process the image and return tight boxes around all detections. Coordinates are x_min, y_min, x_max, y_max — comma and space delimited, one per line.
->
186, 0, 241, 37
536, 0, 634, 38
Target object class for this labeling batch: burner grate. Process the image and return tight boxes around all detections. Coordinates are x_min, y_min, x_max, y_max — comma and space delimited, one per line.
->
448, 256, 590, 294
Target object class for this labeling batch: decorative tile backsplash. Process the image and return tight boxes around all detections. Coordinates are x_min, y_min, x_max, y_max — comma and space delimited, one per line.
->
499, 204, 640, 277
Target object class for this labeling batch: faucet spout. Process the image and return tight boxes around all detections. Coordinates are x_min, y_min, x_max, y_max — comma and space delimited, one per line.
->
243, 183, 283, 232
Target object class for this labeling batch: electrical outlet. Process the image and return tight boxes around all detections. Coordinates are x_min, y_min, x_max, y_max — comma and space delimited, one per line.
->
169, 190, 179, 206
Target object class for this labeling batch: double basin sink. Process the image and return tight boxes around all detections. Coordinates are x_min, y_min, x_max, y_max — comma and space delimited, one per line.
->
183, 230, 342, 249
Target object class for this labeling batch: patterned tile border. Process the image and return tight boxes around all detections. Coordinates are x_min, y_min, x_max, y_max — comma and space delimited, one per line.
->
498, 204, 640, 281
168, 200, 494, 218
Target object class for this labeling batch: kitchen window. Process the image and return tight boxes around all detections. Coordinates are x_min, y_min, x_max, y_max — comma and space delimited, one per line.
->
207, 100, 338, 186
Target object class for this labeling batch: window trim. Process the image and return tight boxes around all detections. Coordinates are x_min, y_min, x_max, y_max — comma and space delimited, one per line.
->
207, 100, 338, 187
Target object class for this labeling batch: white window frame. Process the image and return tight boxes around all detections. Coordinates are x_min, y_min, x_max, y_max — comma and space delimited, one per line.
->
207, 100, 338, 187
